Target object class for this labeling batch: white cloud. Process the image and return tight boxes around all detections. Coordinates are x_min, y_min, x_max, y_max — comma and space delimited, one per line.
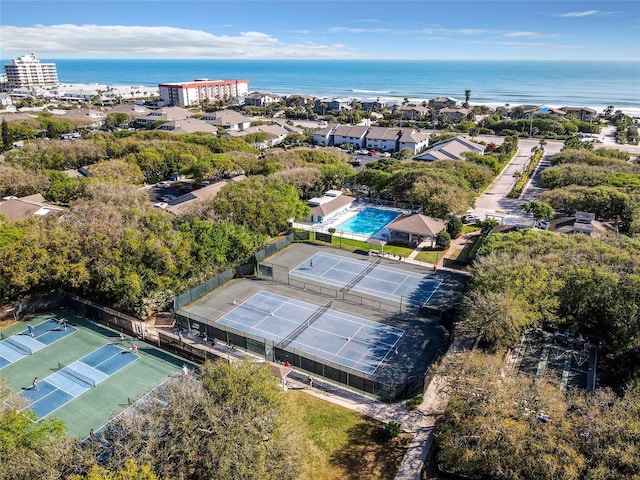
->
555, 10, 600, 18
0, 24, 360, 59
288, 30, 311, 34
328, 26, 392, 34
504, 31, 560, 39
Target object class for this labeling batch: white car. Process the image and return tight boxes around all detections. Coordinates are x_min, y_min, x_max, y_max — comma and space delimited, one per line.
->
356, 149, 368, 155
154, 202, 168, 209
156, 181, 171, 188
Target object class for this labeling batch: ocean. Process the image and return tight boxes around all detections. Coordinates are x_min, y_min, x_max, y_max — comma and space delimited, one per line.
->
6, 59, 640, 114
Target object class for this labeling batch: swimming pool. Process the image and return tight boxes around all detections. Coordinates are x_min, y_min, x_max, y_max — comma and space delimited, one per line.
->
335, 207, 402, 236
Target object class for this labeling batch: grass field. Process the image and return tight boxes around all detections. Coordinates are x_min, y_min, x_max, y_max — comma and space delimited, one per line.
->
285, 391, 412, 480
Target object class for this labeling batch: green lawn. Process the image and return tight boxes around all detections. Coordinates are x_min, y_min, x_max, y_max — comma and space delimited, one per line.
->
284, 391, 412, 480
414, 249, 443, 264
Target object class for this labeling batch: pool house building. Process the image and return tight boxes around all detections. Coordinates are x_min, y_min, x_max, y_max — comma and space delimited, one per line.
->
306, 190, 356, 224
388, 213, 446, 247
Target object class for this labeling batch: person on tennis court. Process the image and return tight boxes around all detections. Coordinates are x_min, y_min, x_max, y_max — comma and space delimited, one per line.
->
27, 324, 34, 337
182, 364, 189, 376
307, 376, 313, 389
130, 343, 138, 354
32, 377, 39, 390
309, 259, 313, 270
89, 429, 96, 442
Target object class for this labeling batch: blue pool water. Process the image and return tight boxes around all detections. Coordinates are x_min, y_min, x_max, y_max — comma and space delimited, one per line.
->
335, 208, 401, 237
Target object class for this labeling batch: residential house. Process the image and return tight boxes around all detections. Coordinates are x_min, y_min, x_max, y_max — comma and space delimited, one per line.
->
439, 107, 471, 123
166, 175, 246, 215
428, 96, 459, 111
225, 122, 301, 148
388, 213, 446, 247
107, 103, 152, 119
397, 105, 429, 121
0, 194, 65, 222
332, 125, 369, 149
365, 127, 401, 152
360, 98, 386, 112
157, 118, 218, 135
306, 190, 356, 224
311, 123, 339, 146
415, 136, 485, 161
135, 106, 191, 125
244, 92, 282, 107
61, 108, 107, 128
562, 107, 598, 122
316, 97, 352, 113
398, 129, 430, 155
202, 109, 251, 131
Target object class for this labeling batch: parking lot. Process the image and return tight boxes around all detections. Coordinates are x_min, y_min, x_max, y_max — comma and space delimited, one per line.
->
146, 180, 197, 206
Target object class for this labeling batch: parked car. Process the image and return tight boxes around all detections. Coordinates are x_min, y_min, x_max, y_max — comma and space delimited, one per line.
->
381, 152, 392, 158
463, 214, 481, 225
356, 149, 368, 155
156, 181, 171, 188
350, 158, 361, 166
154, 202, 168, 209
367, 150, 378, 156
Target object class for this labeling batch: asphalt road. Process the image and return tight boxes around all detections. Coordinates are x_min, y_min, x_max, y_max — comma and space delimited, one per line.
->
471, 138, 564, 219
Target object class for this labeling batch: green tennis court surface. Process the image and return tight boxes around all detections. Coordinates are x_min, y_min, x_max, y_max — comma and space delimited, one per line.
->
2, 311, 190, 437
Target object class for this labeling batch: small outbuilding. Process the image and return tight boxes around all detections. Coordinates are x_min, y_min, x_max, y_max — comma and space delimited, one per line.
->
388, 213, 446, 247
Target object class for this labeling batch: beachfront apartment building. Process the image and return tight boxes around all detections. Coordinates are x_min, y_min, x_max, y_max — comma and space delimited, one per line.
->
4, 53, 59, 87
158, 79, 249, 107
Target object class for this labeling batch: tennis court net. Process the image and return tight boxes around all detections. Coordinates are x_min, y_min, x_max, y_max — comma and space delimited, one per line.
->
57, 362, 96, 388
238, 302, 273, 316
277, 300, 332, 349
340, 257, 381, 293
1, 335, 33, 355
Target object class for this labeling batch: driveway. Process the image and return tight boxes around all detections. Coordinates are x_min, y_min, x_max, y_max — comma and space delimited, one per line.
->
471, 138, 563, 219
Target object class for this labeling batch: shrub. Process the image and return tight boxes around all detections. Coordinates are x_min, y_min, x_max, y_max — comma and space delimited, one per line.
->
436, 230, 451, 249
406, 395, 423, 411
383, 421, 402, 439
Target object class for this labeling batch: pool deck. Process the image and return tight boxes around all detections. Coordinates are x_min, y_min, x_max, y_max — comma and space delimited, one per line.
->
293, 204, 410, 241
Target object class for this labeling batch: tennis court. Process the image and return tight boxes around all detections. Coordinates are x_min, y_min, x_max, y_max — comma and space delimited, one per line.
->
13, 344, 139, 420
2, 311, 191, 437
216, 290, 404, 375
291, 252, 442, 306
0, 317, 77, 368
511, 331, 597, 391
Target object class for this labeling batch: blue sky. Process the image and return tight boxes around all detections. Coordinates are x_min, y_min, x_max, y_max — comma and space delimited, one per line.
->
1, 0, 639, 60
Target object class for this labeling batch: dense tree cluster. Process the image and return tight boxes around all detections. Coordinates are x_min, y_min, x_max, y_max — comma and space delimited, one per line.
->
435, 352, 640, 480
355, 155, 503, 217
0, 362, 300, 480
0, 183, 268, 313
479, 113, 601, 139
470, 230, 640, 386
539, 149, 640, 234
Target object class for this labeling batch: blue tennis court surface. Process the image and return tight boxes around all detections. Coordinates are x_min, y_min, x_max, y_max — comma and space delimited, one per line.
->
12, 344, 139, 420
291, 252, 442, 306
215, 290, 404, 375
0, 317, 77, 369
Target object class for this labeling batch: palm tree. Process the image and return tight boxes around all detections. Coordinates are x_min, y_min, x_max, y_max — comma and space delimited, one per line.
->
464, 89, 471, 108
